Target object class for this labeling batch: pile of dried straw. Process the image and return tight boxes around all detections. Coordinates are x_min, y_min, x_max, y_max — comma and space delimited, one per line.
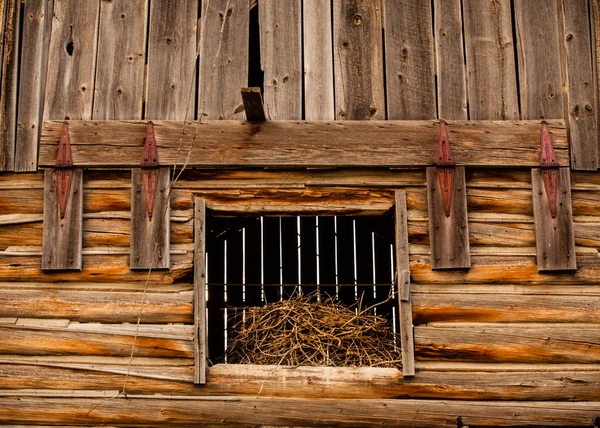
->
226, 293, 401, 368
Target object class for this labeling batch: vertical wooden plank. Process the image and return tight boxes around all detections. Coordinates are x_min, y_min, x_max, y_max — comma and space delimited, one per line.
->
394, 191, 414, 377
560, 0, 597, 170
15, 0, 47, 171
426, 166, 471, 269
193, 197, 207, 384
146, 0, 197, 120
462, 0, 519, 120
303, 0, 335, 120
383, 0, 436, 120
42, 169, 83, 271
0, 0, 9, 81
532, 168, 577, 271
433, 0, 468, 120
514, 0, 564, 120
240, 87, 266, 121
43, 0, 100, 120
259, 0, 302, 120
198, 0, 248, 120
93, 0, 148, 120
333, 0, 385, 120
0, 0, 20, 170
130, 168, 170, 270
593, 0, 600, 163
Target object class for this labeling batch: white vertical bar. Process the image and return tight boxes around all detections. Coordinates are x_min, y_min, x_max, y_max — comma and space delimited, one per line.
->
279, 217, 283, 300
334, 216, 339, 297
297, 216, 302, 294
352, 220, 358, 302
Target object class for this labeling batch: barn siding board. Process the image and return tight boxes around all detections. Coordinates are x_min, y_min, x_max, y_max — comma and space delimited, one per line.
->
0, 0, 20, 171
43, 0, 99, 121
145, 0, 197, 120
462, 0, 519, 120
426, 167, 471, 269
193, 197, 207, 384
593, 0, 600, 164
514, 0, 564, 120
198, 0, 249, 120
531, 167, 577, 271
561, 0, 598, 170
333, 0, 385, 120
384, 0, 436, 120
130, 168, 170, 270
41, 169, 83, 271
93, 0, 147, 120
433, 0, 468, 120
15, 0, 47, 171
259, 0, 302, 120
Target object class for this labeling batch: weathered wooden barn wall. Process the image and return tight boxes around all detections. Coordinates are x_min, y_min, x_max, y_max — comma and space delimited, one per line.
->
0, 0, 599, 426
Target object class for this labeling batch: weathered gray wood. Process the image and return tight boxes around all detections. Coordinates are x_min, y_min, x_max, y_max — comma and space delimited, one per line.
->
39, 120, 570, 168
43, 0, 99, 120
259, 0, 302, 120
531, 167, 576, 271
433, 0, 467, 120
0, 0, 20, 171
462, 0, 519, 120
42, 169, 83, 271
561, 0, 598, 170
15, 0, 47, 171
593, 0, 600, 164
426, 166, 471, 269
395, 191, 414, 377
333, 0, 384, 120
514, 0, 564, 120
0, 0, 8, 82
130, 168, 170, 270
198, 0, 248, 120
384, 0, 435, 120
240, 88, 266, 121
303, 0, 334, 120
93, 0, 147, 120
193, 197, 207, 384
146, 0, 198, 120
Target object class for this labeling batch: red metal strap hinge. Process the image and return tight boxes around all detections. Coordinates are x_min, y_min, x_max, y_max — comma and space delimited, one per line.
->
141, 121, 160, 219
436, 120, 455, 217
540, 121, 559, 218
55, 121, 73, 219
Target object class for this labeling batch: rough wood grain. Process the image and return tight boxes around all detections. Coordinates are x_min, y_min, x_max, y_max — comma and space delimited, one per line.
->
433, 0, 467, 120
146, 0, 197, 120
333, 0, 384, 120
426, 167, 471, 269
395, 192, 414, 377
42, 169, 83, 271
0, 0, 20, 171
412, 292, 600, 324
15, 0, 47, 171
2, 363, 600, 401
198, 0, 248, 120
303, 0, 335, 120
38, 120, 570, 167
415, 325, 600, 364
514, 0, 564, 120
0, 289, 192, 323
532, 167, 576, 271
1, 396, 599, 426
193, 197, 207, 384
130, 168, 170, 270
594, 0, 600, 164
462, 0, 519, 120
240, 88, 266, 121
561, 0, 598, 170
93, 0, 147, 120
259, 0, 302, 120
43, 0, 99, 121
384, 0, 435, 120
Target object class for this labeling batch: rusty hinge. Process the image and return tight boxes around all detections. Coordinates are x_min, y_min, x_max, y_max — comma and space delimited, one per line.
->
141, 121, 159, 219
55, 121, 73, 219
436, 120, 455, 217
540, 121, 559, 218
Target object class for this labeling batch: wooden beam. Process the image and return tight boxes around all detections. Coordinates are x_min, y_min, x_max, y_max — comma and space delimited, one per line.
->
395, 191, 414, 377
39, 120, 569, 168
1, 396, 599, 426
193, 197, 207, 384
240, 88, 266, 121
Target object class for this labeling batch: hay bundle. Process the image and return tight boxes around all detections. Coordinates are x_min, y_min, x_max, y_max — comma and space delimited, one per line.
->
226, 294, 401, 368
